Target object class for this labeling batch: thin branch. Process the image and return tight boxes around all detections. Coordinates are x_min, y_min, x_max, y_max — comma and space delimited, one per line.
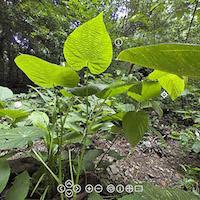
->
185, 0, 199, 41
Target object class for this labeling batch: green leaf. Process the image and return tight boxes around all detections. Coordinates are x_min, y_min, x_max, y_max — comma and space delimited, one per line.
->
69, 84, 101, 97
189, 0, 196, 4
122, 111, 148, 147
118, 183, 200, 200
0, 86, 13, 100
102, 112, 126, 121
96, 81, 133, 98
6, 171, 30, 200
0, 109, 29, 123
130, 13, 148, 25
61, 132, 83, 144
117, 44, 200, 77
150, 2, 161, 12
0, 101, 5, 108
0, 127, 46, 149
197, 10, 200, 23
0, 159, 10, 193
151, 101, 163, 117
192, 140, 200, 153
40, 186, 49, 200
64, 12, 113, 74
128, 81, 161, 102
28, 111, 49, 129
15, 54, 79, 88
60, 89, 73, 97
82, 149, 103, 171
148, 70, 185, 100
108, 150, 124, 160
88, 192, 104, 200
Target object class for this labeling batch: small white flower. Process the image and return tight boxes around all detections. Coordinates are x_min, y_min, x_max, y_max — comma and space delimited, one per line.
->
14, 101, 22, 108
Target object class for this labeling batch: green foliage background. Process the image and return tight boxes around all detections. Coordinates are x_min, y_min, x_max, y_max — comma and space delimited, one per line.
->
1, 0, 200, 88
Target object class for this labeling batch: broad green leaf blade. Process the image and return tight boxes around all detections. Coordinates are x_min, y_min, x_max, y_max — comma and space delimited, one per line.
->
192, 140, 200, 153
96, 81, 133, 99
128, 81, 161, 102
15, 54, 79, 88
28, 111, 49, 129
102, 112, 126, 121
151, 101, 163, 117
60, 89, 74, 97
82, 149, 103, 171
108, 150, 124, 160
88, 192, 104, 200
0, 127, 46, 150
69, 84, 101, 97
0, 159, 10, 193
122, 111, 148, 147
118, 183, 200, 200
139, 81, 161, 100
0, 109, 29, 123
148, 70, 185, 100
6, 171, 30, 200
148, 70, 168, 80
64, 12, 113, 74
61, 132, 83, 145
0, 101, 5, 108
0, 86, 13, 100
117, 44, 200, 77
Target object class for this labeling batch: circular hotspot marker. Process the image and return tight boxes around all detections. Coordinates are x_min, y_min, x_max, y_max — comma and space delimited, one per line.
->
57, 184, 66, 193
94, 184, 103, 193
65, 189, 73, 198
65, 180, 73, 188
125, 184, 134, 193
106, 184, 115, 193
73, 184, 81, 194
85, 184, 94, 193
114, 38, 123, 47
116, 184, 125, 193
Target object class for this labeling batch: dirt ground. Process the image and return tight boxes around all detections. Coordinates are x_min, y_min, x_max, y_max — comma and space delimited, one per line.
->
95, 135, 200, 188
1, 123, 200, 197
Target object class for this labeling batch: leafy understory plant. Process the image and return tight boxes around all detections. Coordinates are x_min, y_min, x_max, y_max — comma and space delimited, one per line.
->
0, 12, 200, 199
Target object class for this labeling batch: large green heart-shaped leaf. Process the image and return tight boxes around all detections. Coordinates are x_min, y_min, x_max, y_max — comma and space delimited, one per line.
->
6, 171, 30, 200
117, 44, 200, 77
128, 81, 161, 102
148, 70, 185, 100
0, 109, 29, 123
0, 127, 46, 149
15, 54, 79, 88
122, 111, 148, 147
64, 12, 113, 74
0, 159, 10, 193
0, 86, 13, 100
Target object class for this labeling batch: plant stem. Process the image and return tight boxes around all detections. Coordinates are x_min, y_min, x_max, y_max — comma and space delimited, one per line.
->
32, 149, 60, 184
75, 69, 89, 185
69, 149, 74, 184
95, 135, 119, 169
57, 96, 73, 200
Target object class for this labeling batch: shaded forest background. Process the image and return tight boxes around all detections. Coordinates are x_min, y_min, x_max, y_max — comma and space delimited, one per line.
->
0, 0, 200, 89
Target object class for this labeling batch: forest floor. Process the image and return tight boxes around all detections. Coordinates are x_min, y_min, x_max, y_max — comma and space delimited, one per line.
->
96, 134, 200, 188
1, 110, 199, 195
